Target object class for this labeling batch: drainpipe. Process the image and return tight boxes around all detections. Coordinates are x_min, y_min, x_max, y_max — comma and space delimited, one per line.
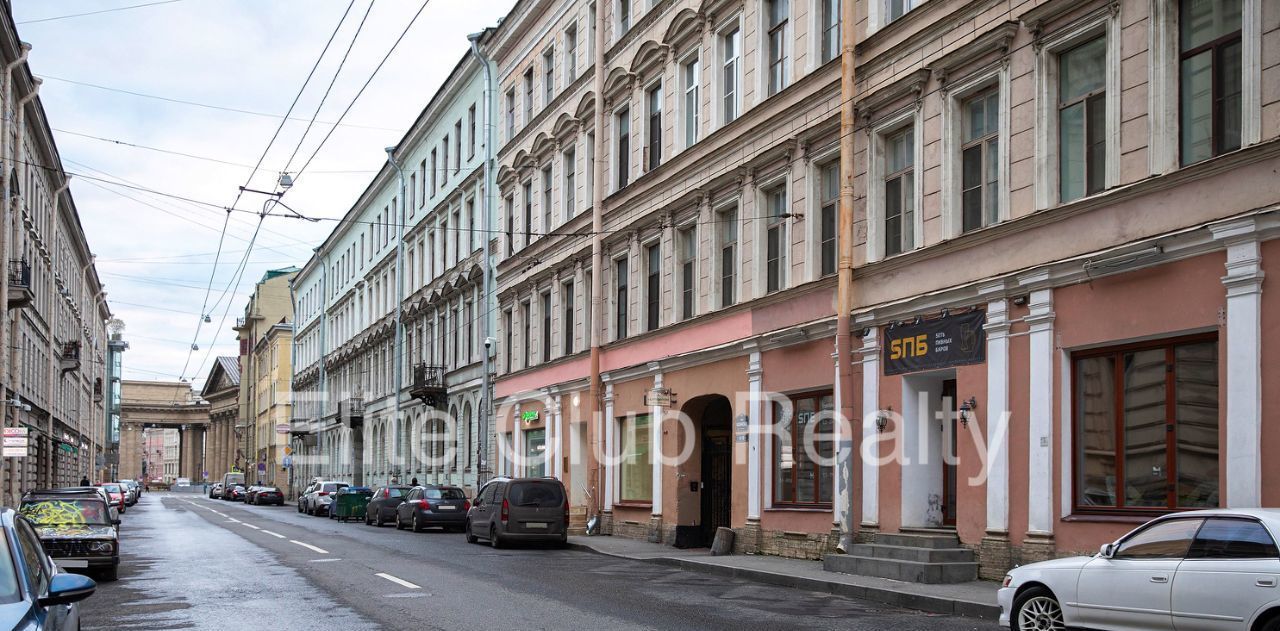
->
8, 76, 38, 500
45, 174, 69, 486
467, 31, 495, 487
588, 2, 606, 525
287, 277, 298, 497
834, 0, 858, 554
0, 42, 29, 505
385, 147, 407, 491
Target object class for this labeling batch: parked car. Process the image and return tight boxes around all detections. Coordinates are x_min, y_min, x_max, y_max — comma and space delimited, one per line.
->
300, 481, 348, 516
97, 484, 125, 514
18, 490, 120, 582
251, 487, 284, 506
209, 483, 223, 499
242, 486, 263, 503
1000, 508, 1280, 631
0, 507, 97, 630
396, 486, 469, 532
225, 485, 246, 502
118, 481, 140, 505
364, 486, 411, 527
465, 478, 568, 547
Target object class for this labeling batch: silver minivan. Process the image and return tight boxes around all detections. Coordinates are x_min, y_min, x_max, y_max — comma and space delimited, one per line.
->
465, 478, 569, 548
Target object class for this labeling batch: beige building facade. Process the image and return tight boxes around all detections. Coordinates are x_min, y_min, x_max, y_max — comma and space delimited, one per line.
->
200, 356, 239, 484
118, 380, 208, 483
231, 267, 297, 486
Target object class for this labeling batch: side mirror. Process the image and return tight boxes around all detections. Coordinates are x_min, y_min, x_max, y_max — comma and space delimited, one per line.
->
111, 517, 121, 526
1099, 543, 1116, 558
39, 573, 96, 607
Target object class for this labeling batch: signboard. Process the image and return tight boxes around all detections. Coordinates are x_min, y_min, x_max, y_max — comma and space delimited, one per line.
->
520, 410, 539, 423
643, 388, 676, 407
3, 428, 27, 439
2, 437, 26, 447
2, 447, 25, 457
283, 446, 293, 456
882, 310, 986, 376
275, 423, 290, 434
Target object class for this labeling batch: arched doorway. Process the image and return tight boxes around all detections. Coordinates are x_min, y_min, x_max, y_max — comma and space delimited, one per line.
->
677, 394, 733, 547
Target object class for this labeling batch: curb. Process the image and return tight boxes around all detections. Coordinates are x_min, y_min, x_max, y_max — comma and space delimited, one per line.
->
567, 542, 999, 620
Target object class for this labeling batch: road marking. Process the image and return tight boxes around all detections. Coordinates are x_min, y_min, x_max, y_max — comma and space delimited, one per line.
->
375, 573, 421, 590
241, 523, 260, 530
260, 530, 286, 539
290, 540, 329, 554
309, 558, 341, 562
226, 518, 241, 523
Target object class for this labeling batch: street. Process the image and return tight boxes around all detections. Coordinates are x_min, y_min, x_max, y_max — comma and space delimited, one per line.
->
81, 493, 1001, 631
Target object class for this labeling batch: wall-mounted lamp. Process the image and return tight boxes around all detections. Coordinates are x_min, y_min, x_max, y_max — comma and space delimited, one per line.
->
853, 327, 871, 339
958, 397, 977, 428
875, 407, 892, 433
1012, 295, 1029, 306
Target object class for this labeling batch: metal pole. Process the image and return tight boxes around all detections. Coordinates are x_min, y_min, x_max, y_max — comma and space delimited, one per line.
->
588, 3, 607, 523
834, 0, 858, 553
468, 31, 495, 487
385, 147, 408, 490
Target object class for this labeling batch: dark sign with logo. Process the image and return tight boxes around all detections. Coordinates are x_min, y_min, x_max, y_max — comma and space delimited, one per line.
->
882, 310, 986, 376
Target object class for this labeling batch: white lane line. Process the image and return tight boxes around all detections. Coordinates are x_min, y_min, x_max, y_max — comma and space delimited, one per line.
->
226, 518, 241, 523
241, 523, 260, 530
375, 573, 421, 590
290, 540, 329, 554
260, 530, 286, 539
309, 558, 341, 563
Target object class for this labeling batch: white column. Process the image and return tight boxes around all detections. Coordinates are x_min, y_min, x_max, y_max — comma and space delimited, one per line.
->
550, 395, 562, 478
651, 372, 663, 517
983, 295, 1011, 534
1213, 219, 1263, 507
747, 350, 763, 521
831, 348, 845, 531
860, 325, 880, 526
603, 381, 615, 510
1026, 287, 1055, 534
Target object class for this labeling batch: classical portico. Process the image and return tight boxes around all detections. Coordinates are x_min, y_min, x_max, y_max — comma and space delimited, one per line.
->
119, 380, 210, 482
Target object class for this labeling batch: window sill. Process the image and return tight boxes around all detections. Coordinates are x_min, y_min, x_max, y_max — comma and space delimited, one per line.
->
612, 501, 653, 509
1063, 513, 1169, 524
765, 506, 832, 513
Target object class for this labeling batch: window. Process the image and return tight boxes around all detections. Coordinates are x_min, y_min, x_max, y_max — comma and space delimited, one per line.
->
619, 414, 651, 502
454, 121, 462, 171
645, 242, 660, 330
618, 0, 631, 35
586, 132, 595, 209
589, 2, 597, 60
646, 83, 662, 171
1074, 336, 1219, 512
523, 181, 533, 247
430, 148, 438, 196
562, 280, 575, 355
614, 257, 629, 340
720, 26, 740, 124
442, 136, 450, 185
521, 300, 531, 368
543, 49, 556, 108
563, 146, 577, 217
1188, 518, 1280, 559
524, 69, 535, 123
615, 107, 631, 189
1058, 37, 1107, 203
961, 89, 1000, 232
468, 104, 476, 159
503, 309, 513, 372
418, 159, 427, 206
820, 0, 840, 64
678, 227, 695, 320
766, 0, 789, 96
885, 0, 921, 24
682, 56, 700, 148
541, 291, 552, 362
505, 88, 516, 139
719, 207, 737, 307
773, 391, 834, 505
566, 25, 578, 79
1115, 518, 1204, 559
764, 185, 787, 293
819, 162, 838, 277
464, 300, 473, 363
1180, 0, 1242, 165
542, 164, 554, 235
505, 194, 515, 256
883, 126, 915, 256
525, 428, 546, 477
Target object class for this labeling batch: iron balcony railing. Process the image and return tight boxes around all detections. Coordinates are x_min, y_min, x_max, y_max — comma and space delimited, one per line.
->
409, 364, 447, 407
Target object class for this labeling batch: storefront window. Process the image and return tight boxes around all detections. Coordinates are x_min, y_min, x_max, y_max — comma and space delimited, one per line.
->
773, 391, 834, 506
619, 414, 652, 502
525, 428, 546, 478
1073, 336, 1219, 512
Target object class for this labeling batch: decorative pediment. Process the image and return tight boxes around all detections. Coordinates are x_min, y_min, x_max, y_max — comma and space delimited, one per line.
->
931, 21, 1019, 89
662, 9, 704, 51
602, 67, 635, 104
854, 68, 930, 122
551, 113, 580, 142
574, 91, 596, 121
530, 132, 557, 159
629, 40, 669, 82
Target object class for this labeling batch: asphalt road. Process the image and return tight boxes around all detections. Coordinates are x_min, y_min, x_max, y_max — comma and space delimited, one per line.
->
79, 492, 1002, 631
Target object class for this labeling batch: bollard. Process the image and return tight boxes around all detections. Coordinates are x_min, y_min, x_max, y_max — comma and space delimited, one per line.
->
710, 527, 735, 556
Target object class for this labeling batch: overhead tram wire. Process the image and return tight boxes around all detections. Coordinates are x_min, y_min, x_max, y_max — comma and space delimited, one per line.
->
17, 0, 191, 25
180, 0, 360, 382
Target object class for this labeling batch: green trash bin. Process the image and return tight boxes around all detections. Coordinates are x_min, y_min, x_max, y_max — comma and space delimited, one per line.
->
333, 486, 373, 522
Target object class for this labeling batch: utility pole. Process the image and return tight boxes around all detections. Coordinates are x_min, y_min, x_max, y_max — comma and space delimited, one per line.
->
834, 0, 858, 553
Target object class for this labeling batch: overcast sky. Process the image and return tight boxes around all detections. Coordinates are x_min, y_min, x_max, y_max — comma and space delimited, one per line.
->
12, 0, 515, 391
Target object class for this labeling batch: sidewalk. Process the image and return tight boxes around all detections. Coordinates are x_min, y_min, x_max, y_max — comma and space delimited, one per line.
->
567, 535, 1000, 620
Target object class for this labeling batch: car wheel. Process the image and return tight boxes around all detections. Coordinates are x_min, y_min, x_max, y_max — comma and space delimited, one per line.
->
1261, 615, 1280, 631
365, 511, 373, 526
412, 513, 424, 533
375, 511, 385, 527
490, 525, 503, 549
101, 566, 119, 582
1012, 586, 1065, 631
465, 521, 478, 544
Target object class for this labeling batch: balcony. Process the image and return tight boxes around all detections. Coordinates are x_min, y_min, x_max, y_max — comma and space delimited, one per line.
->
59, 342, 81, 375
92, 378, 103, 403
7, 259, 31, 309
339, 397, 364, 429
409, 364, 447, 408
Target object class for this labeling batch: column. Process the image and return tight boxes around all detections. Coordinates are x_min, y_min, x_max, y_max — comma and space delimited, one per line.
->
746, 352, 762, 520
1213, 219, 1263, 507
860, 323, 880, 528
650, 372, 663, 520
696, 192, 713, 314
603, 381, 615, 511
1025, 286, 1055, 535
983, 292, 1010, 533
551, 394, 563, 478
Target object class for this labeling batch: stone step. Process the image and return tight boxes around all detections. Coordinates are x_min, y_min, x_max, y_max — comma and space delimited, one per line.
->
873, 532, 961, 549
824, 554, 979, 584
848, 543, 975, 564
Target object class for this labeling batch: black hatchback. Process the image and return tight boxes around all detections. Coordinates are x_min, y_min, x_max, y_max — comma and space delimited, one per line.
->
395, 486, 469, 532
365, 486, 411, 527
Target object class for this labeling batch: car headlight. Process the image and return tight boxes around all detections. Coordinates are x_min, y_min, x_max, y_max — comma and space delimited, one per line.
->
1002, 574, 1013, 588
88, 541, 115, 555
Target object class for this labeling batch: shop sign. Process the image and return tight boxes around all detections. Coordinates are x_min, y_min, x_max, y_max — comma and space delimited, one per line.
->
2, 447, 24, 458
882, 310, 986, 376
275, 423, 290, 434
643, 388, 675, 407
520, 410, 539, 423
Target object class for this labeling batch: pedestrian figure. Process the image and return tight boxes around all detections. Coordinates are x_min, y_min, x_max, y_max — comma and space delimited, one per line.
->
410, 477, 418, 486
390, 475, 400, 485
79, 476, 90, 486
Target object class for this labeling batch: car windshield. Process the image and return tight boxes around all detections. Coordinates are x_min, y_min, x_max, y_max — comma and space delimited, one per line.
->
322, 483, 347, 493
508, 482, 564, 507
424, 488, 466, 500
386, 488, 405, 498
101, 484, 121, 493
20, 499, 112, 526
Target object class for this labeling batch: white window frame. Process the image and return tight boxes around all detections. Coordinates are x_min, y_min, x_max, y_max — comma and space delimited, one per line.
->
611, 252, 631, 341
679, 50, 701, 152
812, 0, 842, 69
941, 66, 1010, 239
616, 0, 632, 39
713, 198, 741, 308
641, 235, 662, 331
613, 103, 632, 193
644, 80, 663, 172
562, 144, 577, 219
865, 108, 922, 263
760, 0, 792, 98
565, 23, 579, 81
716, 17, 743, 129
1033, 10, 1121, 211
756, 173, 791, 297
868, 0, 927, 35
675, 218, 698, 320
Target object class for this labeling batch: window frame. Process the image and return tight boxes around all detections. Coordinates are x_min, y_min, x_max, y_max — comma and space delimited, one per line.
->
543, 48, 556, 106
681, 52, 700, 150
562, 279, 575, 355
715, 202, 738, 308
818, 0, 840, 65
771, 389, 835, 508
618, 413, 653, 503
541, 290, 552, 363
959, 88, 1001, 233
613, 254, 629, 341
761, 181, 789, 294
816, 160, 838, 278
644, 240, 660, 331
718, 20, 742, 127
1177, 0, 1243, 165
645, 82, 663, 172
880, 123, 917, 258
677, 224, 696, 320
615, 106, 631, 190
764, 0, 791, 97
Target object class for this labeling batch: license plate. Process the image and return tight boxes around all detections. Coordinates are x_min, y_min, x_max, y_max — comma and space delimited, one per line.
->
56, 560, 88, 569
525, 522, 548, 529
436, 505, 455, 511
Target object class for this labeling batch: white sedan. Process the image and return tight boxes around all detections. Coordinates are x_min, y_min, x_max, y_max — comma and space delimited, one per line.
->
999, 508, 1280, 631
